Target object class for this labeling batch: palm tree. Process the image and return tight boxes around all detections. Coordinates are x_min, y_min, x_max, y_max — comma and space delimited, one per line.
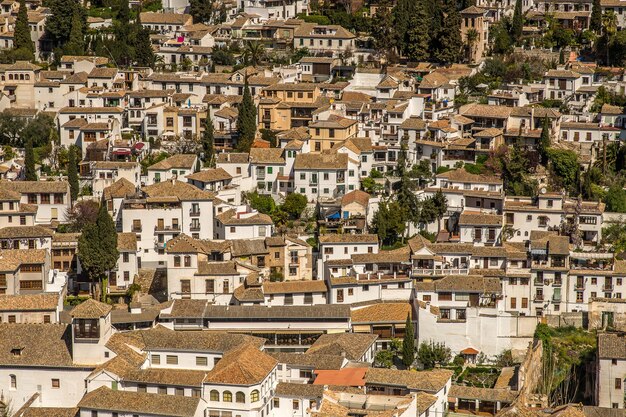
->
243, 41, 265, 67
602, 10, 617, 64
465, 28, 479, 63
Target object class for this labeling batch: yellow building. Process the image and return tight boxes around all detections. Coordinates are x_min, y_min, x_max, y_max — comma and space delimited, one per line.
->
309, 115, 358, 152
258, 83, 326, 131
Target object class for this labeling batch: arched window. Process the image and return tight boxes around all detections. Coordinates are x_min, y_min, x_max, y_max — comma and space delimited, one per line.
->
251, 389, 260, 402
10, 374, 16, 389
8, 74, 13, 80
223, 391, 232, 402
236, 392, 245, 403
210, 390, 219, 401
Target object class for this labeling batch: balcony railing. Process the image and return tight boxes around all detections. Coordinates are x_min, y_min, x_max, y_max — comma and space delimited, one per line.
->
155, 225, 181, 232
189, 225, 201, 231
189, 209, 200, 216
553, 280, 562, 287
154, 241, 167, 250
412, 268, 468, 276
575, 283, 585, 290
534, 294, 544, 302
131, 226, 142, 233
603, 284, 614, 291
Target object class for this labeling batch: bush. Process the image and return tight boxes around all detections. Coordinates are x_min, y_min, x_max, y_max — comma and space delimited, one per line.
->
297, 13, 331, 25
452, 355, 465, 367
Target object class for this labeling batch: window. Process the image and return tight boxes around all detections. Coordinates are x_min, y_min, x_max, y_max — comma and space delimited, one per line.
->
273, 398, 280, 408
292, 400, 300, 410
522, 298, 528, 308
616, 378, 622, 389
206, 280, 214, 294
337, 289, 344, 302
510, 297, 517, 309
456, 309, 466, 320
152, 354, 161, 365
175, 387, 184, 396
166, 355, 178, 365
184, 256, 191, 267
52, 379, 60, 388
348, 288, 354, 296
137, 384, 147, 393
10, 375, 16, 389
210, 390, 219, 401
236, 392, 245, 403
196, 356, 208, 366
223, 391, 232, 402
438, 292, 452, 301
181, 280, 191, 295
250, 389, 260, 402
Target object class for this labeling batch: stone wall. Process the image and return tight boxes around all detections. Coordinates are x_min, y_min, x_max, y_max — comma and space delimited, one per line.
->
516, 339, 547, 408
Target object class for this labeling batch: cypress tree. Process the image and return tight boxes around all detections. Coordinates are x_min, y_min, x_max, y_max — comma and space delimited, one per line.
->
402, 313, 415, 368
24, 139, 37, 181
64, 10, 85, 55
134, 13, 155, 67
538, 116, 551, 165
115, 0, 133, 66
392, 0, 413, 56
236, 77, 257, 152
78, 204, 119, 301
45, 0, 85, 48
511, 0, 523, 42
591, 0, 602, 33
14, 0, 34, 60
434, 0, 463, 64
406, 3, 431, 62
68, 146, 79, 202
202, 115, 215, 167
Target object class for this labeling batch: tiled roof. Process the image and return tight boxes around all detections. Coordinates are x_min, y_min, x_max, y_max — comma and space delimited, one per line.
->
196, 260, 239, 276
103, 178, 136, 200
306, 333, 377, 360
0, 293, 59, 311
422, 274, 502, 293
19, 408, 79, 417
0, 323, 75, 367
78, 386, 199, 417
249, 148, 285, 165
262, 280, 327, 294
365, 368, 453, 393
319, 234, 378, 244
148, 154, 197, 171
270, 353, 344, 370
341, 190, 370, 207
216, 153, 249, 164
202, 304, 351, 320
230, 238, 269, 257
449, 385, 518, 402
436, 169, 502, 184
165, 234, 230, 254
351, 303, 411, 324
204, 343, 277, 385
216, 208, 273, 225
0, 225, 53, 238
460, 103, 512, 119
275, 382, 325, 398
0, 180, 69, 194
88, 67, 118, 78
142, 179, 215, 201
598, 333, 626, 359
0, 249, 47, 272
117, 232, 137, 251
135, 325, 262, 352
70, 299, 112, 318
140, 11, 192, 25
458, 212, 502, 226
186, 167, 232, 183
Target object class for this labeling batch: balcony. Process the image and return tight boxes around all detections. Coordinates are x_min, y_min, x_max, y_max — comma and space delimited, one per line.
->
553, 280, 562, 287
189, 224, 201, 231
131, 226, 142, 233
603, 284, 614, 292
534, 294, 544, 302
534, 279, 544, 286
189, 209, 200, 216
552, 295, 562, 302
155, 225, 181, 233
412, 268, 468, 276
575, 283, 585, 290
154, 241, 167, 250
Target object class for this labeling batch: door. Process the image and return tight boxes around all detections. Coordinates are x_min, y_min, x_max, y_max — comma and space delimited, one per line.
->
483, 258, 488, 268
469, 294, 480, 307
109, 271, 116, 287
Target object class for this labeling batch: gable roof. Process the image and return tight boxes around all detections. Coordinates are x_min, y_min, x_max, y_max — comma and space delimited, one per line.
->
148, 154, 197, 171
70, 299, 112, 319
306, 333, 377, 360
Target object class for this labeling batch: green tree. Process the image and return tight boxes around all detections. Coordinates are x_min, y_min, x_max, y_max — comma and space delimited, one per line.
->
281, 193, 308, 219
417, 341, 452, 369
63, 9, 86, 56
431, 189, 448, 231
405, 5, 430, 62
45, 0, 86, 49
602, 219, 626, 253
243, 41, 265, 66
394, 135, 421, 227
246, 191, 275, 214
591, 0, 602, 32
236, 77, 257, 152
604, 183, 626, 212
434, 0, 462, 64
375, 350, 395, 368
371, 200, 406, 246
370, 1, 396, 61
134, 13, 155, 67
401, 313, 415, 368
78, 204, 119, 301
24, 139, 36, 181
13, 0, 34, 60
511, 0, 523, 42
189, 0, 214, 23
602, 10, 618, 64
113, 0, 133, 66
68, 146, 79, 202
538, 116, 551, 164
547, 149, 580, 195
201, 115, 215, 167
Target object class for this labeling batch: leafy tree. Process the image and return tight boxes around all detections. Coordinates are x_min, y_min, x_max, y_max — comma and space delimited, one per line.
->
495, 349, 516, 367
68, 146, 79, 202
394, 136, 421, 226
24, 139, 36, 181
189, 0, 214, 23
604, 183, 626, 212
78, 204, 119, 301
14, 0, 34, 60
538, 116, 551, 164
211, 48, 236, 66
591, 0, 602, 32
417, 341, 452, 369
201, 115, 215, 167
243, 41, 265, 66
371, 200, 406, 246
401, 313, 415, 368
370, 1, 396, 61
490, 21, 513, 54
113, 0, 133, 66
65, 199, 100, 231
45, 0, 86, 49
281, 193, 307, 219
547, 149, 580, 195
260, 129, 277, 147
511, 0, 523, 42
236, 77, 257, 152
22, 113, 55, 147
602, 219, 626, 253
64, 9, 86, 56
246, 191, 275, 215
375, 350, 395, 368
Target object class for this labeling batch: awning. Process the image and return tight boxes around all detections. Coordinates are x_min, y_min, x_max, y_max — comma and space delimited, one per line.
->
133, 142, 145, 150
530, 249, 547, 255
112, 149, 131, 155
569, 252, 614, 260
